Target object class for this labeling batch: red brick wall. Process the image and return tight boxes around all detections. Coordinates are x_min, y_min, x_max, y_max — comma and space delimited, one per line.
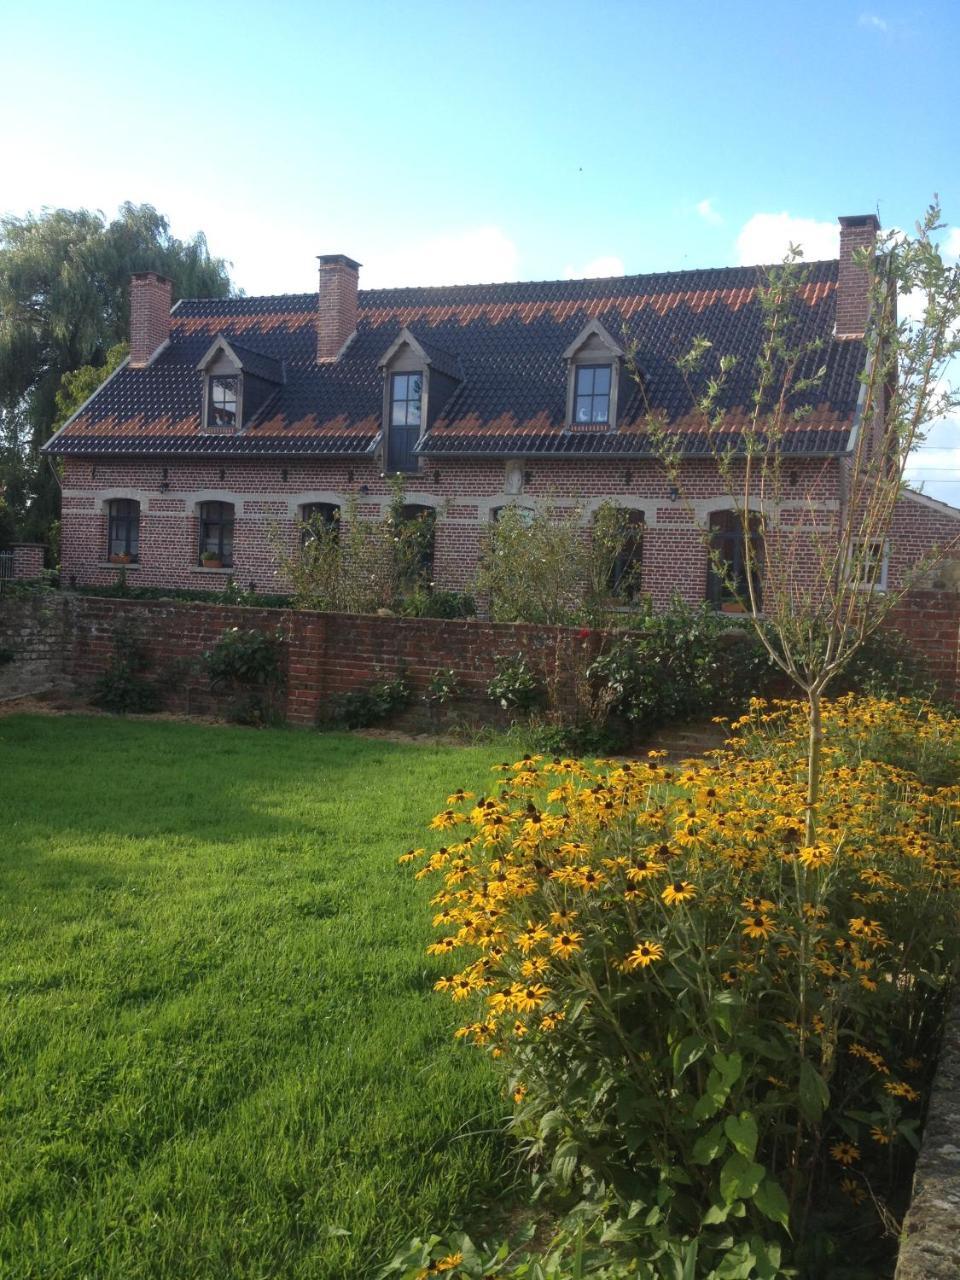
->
62, 590, 960, 727
60, 454, 843, 609
11, 544, 45, 579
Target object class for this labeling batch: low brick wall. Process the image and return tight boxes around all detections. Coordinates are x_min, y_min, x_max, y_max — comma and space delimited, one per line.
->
895, 985, 960, 1279
63, 596, 610, 725
886, 589, 960, 702
0, 595, 70, 701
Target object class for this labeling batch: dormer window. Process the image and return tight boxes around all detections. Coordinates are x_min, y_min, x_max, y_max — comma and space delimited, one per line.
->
209, 376, 239, 430
197, 336, 283, 433
563, 320, 624, 430
390, 373, 423, 430
378, 329, 461, 474
573, 365, 612, 424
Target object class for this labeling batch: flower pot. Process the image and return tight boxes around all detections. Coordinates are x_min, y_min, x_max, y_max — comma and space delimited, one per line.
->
201, 558, 223, 570
110, 554, 131, 565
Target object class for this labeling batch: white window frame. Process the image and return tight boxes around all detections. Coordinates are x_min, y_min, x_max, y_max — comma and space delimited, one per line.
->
846, 538, 889, 591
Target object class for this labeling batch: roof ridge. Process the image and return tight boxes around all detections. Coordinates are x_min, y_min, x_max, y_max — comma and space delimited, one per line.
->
173, 259, 841, 309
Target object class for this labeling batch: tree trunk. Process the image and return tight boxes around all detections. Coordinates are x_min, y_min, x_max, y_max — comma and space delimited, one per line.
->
805, 691, 822, 847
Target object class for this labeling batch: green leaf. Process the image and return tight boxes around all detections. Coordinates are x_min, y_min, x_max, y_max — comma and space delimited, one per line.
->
692, 1122, 728, 1165
714, 1051, 743, 1088
713, 1240, 757, 1279
693, 1068, 730, 1121
723, 1112, 758, 1160
719, 1152, 765, 1204
702, 1201, 730, 1225
754, 1176, 791, 1230
798, 1060, 830, 1125
673, 1033, 709, 1079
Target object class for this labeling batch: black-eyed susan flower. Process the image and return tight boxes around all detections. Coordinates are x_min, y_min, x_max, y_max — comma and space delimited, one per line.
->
839, 1176, 866, 1204
550, 931, 583, 959
627, 858, 661, 883
799, 844, 833, 870
830, 1141, 861, 1166
661, 880, 696, 906
623, 941, 665, 970
513, 983, 551, 1013
884, 1080, 920, 1102
741, 913, 776, 940
549, 908, 578, 926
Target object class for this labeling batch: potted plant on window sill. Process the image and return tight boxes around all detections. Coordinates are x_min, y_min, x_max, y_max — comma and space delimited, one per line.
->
109, 552, 132, 565
200, 550, 223, 570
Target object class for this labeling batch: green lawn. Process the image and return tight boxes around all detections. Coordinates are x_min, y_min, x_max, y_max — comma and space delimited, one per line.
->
0, 715, 515, 1280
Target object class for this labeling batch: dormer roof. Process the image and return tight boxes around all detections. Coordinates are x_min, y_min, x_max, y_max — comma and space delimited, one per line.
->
562, 318, 625, 360
197, 335, 284, 384
378, 327, 461, 381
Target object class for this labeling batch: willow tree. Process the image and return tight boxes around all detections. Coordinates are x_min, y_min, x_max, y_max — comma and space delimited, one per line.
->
0, 203, 233, 549
635, 202, 960, 843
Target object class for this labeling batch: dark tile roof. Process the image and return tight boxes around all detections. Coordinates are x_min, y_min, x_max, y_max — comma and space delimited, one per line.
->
220, 338, 284, 383
46, 260, 864, 459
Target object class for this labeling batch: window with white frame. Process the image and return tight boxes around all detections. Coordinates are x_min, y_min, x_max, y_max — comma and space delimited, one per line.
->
846, 539, 889, 590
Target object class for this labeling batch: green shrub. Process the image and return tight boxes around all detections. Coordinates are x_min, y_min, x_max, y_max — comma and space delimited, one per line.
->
91, 626, 162, 714
589, 599, 775, 732
203, 627, 285, 725
487, 654, 544, 713
400, 588, 476, 619
318, 675, 411, 730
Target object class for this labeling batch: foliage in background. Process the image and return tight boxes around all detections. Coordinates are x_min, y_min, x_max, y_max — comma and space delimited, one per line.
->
474, 502, 642, 627
91, 624, 162, 714
487, 654, 545, 713
203, 626, 286, 725
589, 600, 775, 733
318, 674, 411, 730
403, 694, 960, 1278
0, 203, 233, 555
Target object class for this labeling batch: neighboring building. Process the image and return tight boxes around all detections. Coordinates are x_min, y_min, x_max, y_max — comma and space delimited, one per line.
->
45, 217, 960, 605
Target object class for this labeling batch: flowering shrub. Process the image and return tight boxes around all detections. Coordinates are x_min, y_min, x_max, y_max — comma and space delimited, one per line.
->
398, 696, 960, 1278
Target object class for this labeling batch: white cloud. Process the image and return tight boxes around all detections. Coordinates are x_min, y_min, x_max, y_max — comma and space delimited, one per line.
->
735, 212, 838, 265
563, 255, 625, 280
858, 13, 889, 31
945, 227, 960, 262
363, 226, 520, 289
696, 198, 723, 226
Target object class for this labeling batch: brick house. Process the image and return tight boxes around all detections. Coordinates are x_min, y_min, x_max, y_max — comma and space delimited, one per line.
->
45, 216, 960, 607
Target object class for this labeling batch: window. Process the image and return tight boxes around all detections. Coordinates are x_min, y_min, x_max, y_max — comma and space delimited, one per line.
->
209, 376, 239, 430
390, 373, 422, 428
300, 502, 340, 545
707, 510, 763, 610
198, 501, 234, 566
395, 504, 435, 585
607, 510, 644, 601
107, 499, 140, 562
573, 365, 612, 424
491, 504, 535, 526
846, 539, 888, 590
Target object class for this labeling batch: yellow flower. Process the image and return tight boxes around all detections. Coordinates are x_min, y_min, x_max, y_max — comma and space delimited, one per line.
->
741, 914, 775, 940
446, 789, 475, 805
551, 931, 583, 959
798, 844, 833, 870
626, 858, 662, 883
870, 1124, 894, 1145
549, 908, 578, 926
839, 1176, 866, 1204
742, 896, 776, 914
513, 1082, 527, 1104
512, 983, 551, 1013
623, 941, 665, 970
661, 880, 696, 906
884, 1080, 920, 1102
830, 1141, 860, 1166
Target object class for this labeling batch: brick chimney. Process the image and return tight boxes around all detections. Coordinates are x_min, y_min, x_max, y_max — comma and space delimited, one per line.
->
129, 272, 173, 367
316, 254, 361, 362
836, 214, 880, 340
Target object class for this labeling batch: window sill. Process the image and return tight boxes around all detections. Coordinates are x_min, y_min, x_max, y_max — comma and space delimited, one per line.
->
98, 561, 140, 570
194, 566, 234, 575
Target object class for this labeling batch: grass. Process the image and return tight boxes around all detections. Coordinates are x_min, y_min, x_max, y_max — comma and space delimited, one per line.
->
0, 714, 519, 1280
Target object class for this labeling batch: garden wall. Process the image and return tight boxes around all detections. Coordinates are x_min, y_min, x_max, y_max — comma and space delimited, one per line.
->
0, 595, 71, 701
56, 589, 960, 724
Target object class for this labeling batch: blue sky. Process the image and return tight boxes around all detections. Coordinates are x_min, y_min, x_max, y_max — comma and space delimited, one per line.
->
1, 0, 957, 497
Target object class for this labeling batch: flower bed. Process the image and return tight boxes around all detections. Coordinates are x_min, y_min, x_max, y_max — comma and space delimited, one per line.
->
390, 696, 960, 1279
